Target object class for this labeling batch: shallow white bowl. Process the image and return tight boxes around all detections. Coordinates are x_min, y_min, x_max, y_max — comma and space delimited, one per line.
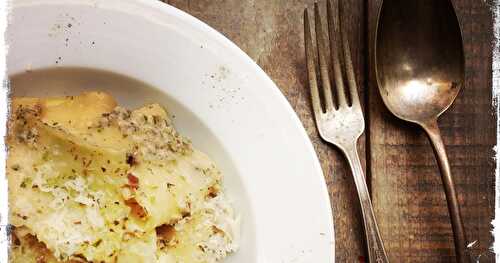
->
7, 0, 335, 262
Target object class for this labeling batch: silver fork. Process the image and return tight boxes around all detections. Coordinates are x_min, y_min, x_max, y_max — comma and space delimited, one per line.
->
304, 1, 389, 262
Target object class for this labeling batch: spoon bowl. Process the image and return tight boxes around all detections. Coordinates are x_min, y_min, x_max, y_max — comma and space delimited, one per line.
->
376, 0, 464, 124
375, 0, 468, 262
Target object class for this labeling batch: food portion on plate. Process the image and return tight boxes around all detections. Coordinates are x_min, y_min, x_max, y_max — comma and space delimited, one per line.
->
7, 92, 240, 263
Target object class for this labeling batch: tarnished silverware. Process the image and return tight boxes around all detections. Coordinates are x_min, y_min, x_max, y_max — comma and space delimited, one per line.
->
304, 1, 389, 262
375, 0, 468, 262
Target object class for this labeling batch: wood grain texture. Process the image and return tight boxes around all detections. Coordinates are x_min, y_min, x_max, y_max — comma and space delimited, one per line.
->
163, 0, 495, 262
367, 0, 496, 262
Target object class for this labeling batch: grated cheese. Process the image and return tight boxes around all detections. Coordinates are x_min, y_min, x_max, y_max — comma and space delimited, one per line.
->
8, 93, 240, 263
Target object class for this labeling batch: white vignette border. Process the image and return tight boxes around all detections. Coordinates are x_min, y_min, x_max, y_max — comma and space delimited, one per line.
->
0, 0, 498, 262
493, 0, 500, 261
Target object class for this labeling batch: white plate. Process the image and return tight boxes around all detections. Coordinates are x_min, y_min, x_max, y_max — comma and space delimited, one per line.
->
7, 1, 335, 262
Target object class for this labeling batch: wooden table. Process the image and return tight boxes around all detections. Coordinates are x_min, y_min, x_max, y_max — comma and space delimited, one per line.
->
164, 0, 496, 261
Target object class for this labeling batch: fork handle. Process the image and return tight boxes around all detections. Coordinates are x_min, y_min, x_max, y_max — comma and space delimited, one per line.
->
344, 144, 389, 263
422, 120, 469, 263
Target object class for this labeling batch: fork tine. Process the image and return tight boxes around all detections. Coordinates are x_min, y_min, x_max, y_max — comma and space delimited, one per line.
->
327, 0, 348, 108
304, 8, 323, 118
339, 0, 361, 107
313, 3, 335, 111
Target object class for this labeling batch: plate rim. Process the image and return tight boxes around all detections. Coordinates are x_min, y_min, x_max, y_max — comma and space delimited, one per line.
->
9, 0, 335, 261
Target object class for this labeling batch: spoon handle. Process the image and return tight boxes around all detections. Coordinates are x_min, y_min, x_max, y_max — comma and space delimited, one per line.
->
344, 143, 389, 263
422, 120, 469, 263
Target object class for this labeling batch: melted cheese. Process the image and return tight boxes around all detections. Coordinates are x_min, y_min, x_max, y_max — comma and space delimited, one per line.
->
8, 92, 239, 263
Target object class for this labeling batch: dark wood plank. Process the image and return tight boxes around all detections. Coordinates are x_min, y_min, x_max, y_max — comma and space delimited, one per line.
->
162, 0, 368, 261
367, 0, 496, 262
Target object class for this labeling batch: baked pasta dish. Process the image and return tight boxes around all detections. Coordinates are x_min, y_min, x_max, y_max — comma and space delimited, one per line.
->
7, 92, 239, 263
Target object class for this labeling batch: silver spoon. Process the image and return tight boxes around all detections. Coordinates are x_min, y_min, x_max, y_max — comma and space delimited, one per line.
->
375, 0, 469, 262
